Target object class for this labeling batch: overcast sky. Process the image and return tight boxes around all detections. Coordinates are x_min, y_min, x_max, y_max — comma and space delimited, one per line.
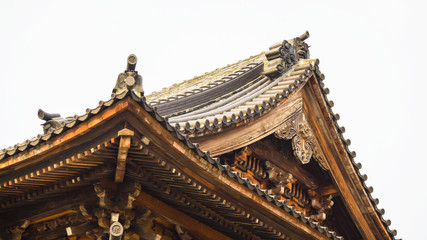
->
0, 1, 425, 239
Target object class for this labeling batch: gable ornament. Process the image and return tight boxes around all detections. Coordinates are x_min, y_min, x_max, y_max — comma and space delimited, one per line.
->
274, 114, 329, 171
112, 54, 144, 98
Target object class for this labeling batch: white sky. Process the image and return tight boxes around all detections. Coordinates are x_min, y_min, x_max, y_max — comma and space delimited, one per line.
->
0, 1, 425, 239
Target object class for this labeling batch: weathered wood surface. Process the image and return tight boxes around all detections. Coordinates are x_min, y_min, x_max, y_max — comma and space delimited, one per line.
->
0, 100, 129, 174
250, 141, 319, 189
135, 190, 233, 240
320, 184, 339, 197
115, 129, 134, 183
192, 96, 303, 156
126, 99, 330, 240
0, 94, 342, 239
0, 187, 96, 226
300, 75, 392, 239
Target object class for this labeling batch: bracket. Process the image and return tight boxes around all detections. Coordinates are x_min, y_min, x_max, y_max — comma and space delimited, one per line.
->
115, 128, 135, 183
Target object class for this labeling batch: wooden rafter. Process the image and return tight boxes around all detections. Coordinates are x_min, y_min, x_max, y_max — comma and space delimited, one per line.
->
135, 190, 233, 240
115, 128, 134, 183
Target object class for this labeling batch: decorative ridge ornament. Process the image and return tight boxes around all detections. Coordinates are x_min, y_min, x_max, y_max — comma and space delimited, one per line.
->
112, 54, 144, 98
263, 31, 310, 78
293, 31, 310, 59
38, 109, 74, 134
264, 40, 298, 78
274, 113, 329, 171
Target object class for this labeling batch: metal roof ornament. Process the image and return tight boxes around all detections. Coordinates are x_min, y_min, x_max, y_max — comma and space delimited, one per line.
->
112, 54, 144, 98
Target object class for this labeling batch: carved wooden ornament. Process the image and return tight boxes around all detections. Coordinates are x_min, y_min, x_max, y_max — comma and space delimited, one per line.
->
274, 114, 329, 170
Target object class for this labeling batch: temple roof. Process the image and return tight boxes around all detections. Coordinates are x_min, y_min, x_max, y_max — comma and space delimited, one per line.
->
0, 91, 344, 239
0, 32, 398, 239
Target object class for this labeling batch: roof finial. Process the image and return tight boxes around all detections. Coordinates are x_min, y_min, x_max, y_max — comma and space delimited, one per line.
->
112, 54, 144, 98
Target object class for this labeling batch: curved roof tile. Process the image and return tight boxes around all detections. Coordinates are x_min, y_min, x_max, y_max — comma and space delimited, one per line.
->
170, 60, 316, 135
147, 53, 267, 103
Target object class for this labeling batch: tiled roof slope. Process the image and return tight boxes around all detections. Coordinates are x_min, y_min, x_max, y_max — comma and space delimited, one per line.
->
152, 62, 264, 117
146, 53, 266, 103
169, 60, 313, 135
147, 34, 311, 137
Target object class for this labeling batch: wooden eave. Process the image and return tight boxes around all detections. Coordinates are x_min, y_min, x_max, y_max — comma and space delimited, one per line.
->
0, 98, 129, 169
120, 97, 333, 240
0, 93, 337, 239
189, 69, 395, 239
300, 74, 393, 240
0, 33, 397, 239
190, 86, 303, 156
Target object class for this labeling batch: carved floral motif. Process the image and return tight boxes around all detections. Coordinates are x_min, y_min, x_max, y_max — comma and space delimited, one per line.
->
273, 121, 296, 140
274, 114, 329, 170
292, 123, 313, 164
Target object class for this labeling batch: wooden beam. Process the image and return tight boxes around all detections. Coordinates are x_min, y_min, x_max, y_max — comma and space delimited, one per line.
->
320, 184, 339, 197
115, 128, 134, 183
126, 99, 330, 240
0, 100, 130, 173
191, 96, 303, 156
250, 141, 319, 189
0, 186, 97, 228
30, 210, 76, 225
301, 76, 390, 239
135, 191, 233, 240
